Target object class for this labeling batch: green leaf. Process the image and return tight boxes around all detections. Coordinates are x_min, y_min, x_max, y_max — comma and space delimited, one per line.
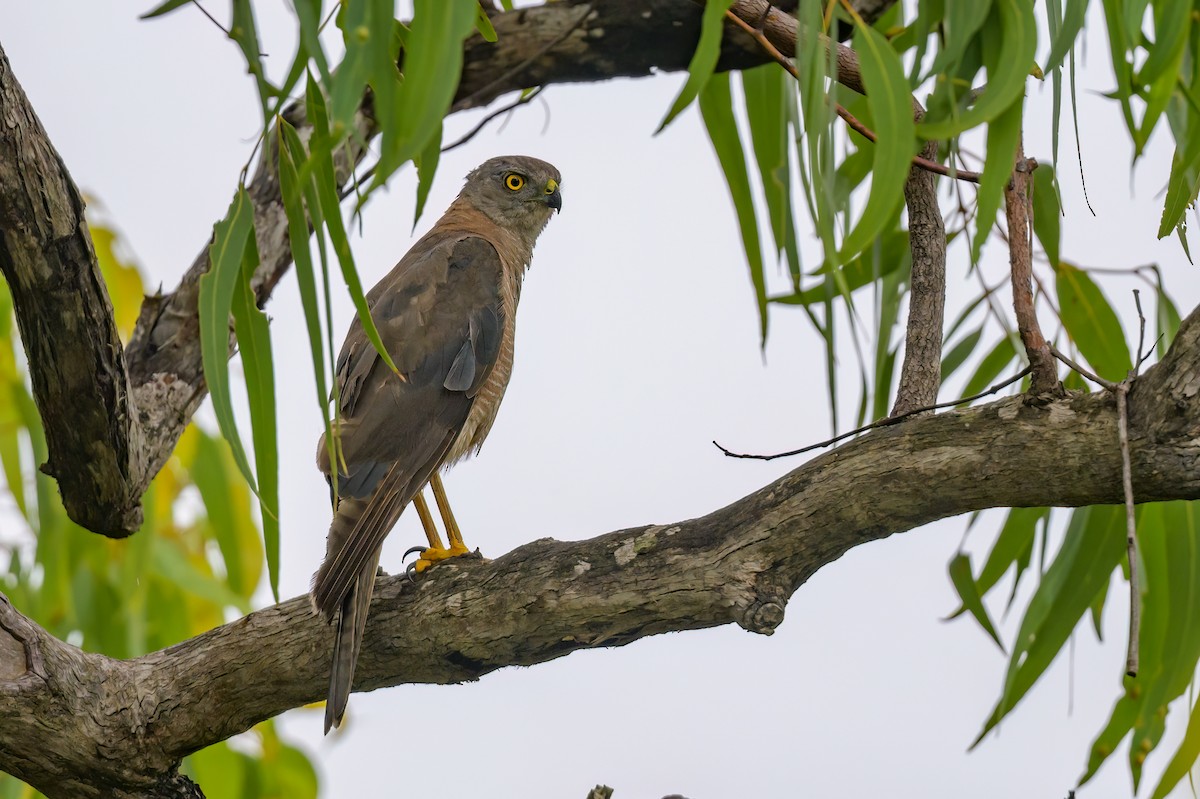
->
306, 74, 401, 377
948, 552, 1005, 650
413, 120, 443, 227
976, 507, 1048, 597
926, 0, 993, 77
1158, 120, 1200, 239
199, 187, 259, 495
330, 0, 395, 133
1044, 0, 1089, 74
230, 0, 273, 121
293, 0, 333, 89
840, 22, 918, 262
1055, 262, 1133, 381
976, 505, 1126, 745
230, 239, 280, 603
1031, 164, 1062, 269
700, 72, 768, 343
962, 334, 1019, 398
277, 121, 335, 450
770, 230, 908, 307
139, 0, 191, 19
971, 95, 1023, 264
742, 65, 798, 272
475, 2, 497, 42
150, 538, 250, 615
941, 326, 983, 380
376, 0, 477, 182
658, 0, 734, 132
919, 0, 1036, 140
1156, 283, 1182, 355
191, 428, 259, 599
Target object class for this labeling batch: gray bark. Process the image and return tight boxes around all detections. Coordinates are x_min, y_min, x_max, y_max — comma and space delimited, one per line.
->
3, 304, 1200, 797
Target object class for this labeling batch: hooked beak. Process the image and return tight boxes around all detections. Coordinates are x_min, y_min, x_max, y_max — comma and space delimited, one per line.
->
543, 179, 562, 213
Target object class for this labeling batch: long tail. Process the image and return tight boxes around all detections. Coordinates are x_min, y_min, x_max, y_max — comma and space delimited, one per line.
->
324, 545, 381, 733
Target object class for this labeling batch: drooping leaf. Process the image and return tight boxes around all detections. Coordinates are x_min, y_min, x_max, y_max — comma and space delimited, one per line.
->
962, 334, 1019, 397
198, 187, 259, 494
658, 0, 734, 132
139, 0, 191, 20
840, 21, 919, 262
919, 0, 1037, 140
976, 505, 1126, 745
306, 74, 401, 377
1055, 261, 1133, 381
230, 239, 280, 603
1031, 164, 1062, 269
948, 552, 1005, 650
742, 65, 798, 272
230, 0, 274, 121
413, 120, 443, 227
700, 72, 768, 343
1044, 0, 1090, 74
941, 326, 983, 380
971, 95, 1024, 264
376, 0, 477, 182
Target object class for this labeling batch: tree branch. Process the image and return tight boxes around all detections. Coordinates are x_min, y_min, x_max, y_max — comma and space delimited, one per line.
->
0, 42, 145, 536
892, 139, 948, 415
1006, 140, 1059, 395
5, 302, 1200, 798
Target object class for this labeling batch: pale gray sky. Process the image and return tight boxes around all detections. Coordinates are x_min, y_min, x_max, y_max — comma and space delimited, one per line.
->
1, 2, 1198, 797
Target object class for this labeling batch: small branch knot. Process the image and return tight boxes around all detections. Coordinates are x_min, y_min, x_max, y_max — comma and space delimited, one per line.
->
739, 600, 786, 635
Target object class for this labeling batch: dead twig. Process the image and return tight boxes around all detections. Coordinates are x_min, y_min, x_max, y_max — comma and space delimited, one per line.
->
1006, 139, 1059, 395
1051, 291, 1149, 677
715, 367, 1033, 461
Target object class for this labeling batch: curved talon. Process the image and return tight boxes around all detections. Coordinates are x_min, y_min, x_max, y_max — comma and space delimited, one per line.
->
405, 561, 418, 583
403, 545, 425, 561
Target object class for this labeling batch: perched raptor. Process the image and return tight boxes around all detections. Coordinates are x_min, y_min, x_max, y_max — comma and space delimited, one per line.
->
310, 155, 562, 732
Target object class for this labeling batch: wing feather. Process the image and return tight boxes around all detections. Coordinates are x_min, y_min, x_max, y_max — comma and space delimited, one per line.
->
311, 233, 506, 620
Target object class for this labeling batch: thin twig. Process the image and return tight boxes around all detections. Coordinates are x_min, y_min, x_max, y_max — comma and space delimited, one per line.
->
442, 87, 546, 154
1048, 345, 1116, 390
189, 0, 231, 36
723, 11, 982, 184
715, 367, 1033, 461
1117, 381, 1139, 677
1051, 291, 1149, 676
455, 4, 592, 110
1133, 289, 1147, 376
336, 87, 548, 202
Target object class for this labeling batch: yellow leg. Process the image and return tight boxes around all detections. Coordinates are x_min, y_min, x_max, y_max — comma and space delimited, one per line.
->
412, 493, 445, 550
430, 473, 467, 551
410, 475, 470, 572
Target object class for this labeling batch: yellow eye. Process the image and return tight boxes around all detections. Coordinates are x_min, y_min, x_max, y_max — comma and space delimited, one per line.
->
505, 174, 525, 191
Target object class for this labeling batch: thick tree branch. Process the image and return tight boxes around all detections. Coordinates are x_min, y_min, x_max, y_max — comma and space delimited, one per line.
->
5, 303, 1200, 798
0, 43, 145, 536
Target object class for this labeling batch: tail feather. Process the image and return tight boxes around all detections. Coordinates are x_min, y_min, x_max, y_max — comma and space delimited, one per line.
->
324, 547, 381, 733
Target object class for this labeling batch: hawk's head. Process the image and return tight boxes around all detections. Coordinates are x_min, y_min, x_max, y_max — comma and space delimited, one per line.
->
462, 155, 562, 235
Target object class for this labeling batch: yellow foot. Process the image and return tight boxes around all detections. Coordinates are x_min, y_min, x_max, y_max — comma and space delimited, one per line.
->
412, 542, 471, 573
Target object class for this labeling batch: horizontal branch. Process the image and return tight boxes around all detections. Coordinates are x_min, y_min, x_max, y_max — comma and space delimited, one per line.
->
4, 303, 1200, 798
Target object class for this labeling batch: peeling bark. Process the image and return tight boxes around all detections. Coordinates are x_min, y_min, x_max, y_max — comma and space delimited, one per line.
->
4, 304, 1200, 797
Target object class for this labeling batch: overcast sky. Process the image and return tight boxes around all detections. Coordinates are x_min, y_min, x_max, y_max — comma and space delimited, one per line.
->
2, 2, 1199, 797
